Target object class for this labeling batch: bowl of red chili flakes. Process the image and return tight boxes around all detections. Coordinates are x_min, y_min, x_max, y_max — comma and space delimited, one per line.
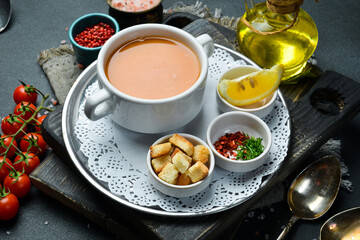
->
206, 111, 272, 172
68, 13, 120, 68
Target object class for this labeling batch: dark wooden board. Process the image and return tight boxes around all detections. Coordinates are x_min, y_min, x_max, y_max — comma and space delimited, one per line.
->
30, 16, 360, 240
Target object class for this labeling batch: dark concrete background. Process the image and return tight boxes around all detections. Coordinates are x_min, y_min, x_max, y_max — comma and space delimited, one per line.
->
0, 0, 359, 239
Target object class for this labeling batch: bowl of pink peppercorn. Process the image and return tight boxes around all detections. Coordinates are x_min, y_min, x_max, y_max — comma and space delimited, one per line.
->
68, 13, 120, 68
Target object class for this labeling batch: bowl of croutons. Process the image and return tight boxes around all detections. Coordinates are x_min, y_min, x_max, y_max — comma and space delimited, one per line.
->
147, 133, 215, 198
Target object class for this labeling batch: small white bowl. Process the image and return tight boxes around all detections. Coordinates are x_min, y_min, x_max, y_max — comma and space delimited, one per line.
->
147, 133, 215, 198
216, 65, 278, 118
206, 111, 272, 172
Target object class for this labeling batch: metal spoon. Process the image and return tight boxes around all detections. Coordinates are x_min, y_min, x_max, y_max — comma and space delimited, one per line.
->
320, 207, 360, 240
0, 0, 11, 33
277, 155, 341, 240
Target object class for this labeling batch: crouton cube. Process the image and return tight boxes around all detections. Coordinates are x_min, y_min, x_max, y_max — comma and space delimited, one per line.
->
187, 161, 209, 183
192, 145, 210, 164
170, 147, 182, 158
150, 142, 172, 158
169, 134, 194, 156
151, 154, 171, 174
177, 173, 191, 185
158, 162, 179, 185
172, 151, 192, 174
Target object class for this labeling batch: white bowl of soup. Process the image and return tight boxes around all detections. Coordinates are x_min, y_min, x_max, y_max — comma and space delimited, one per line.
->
84, 23, 214, 134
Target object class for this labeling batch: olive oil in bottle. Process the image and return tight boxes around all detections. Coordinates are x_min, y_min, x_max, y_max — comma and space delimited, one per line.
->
237, 1, 318, 84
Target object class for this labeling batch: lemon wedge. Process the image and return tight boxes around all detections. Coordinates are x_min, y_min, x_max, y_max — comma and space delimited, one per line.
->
218, 64, 283, 106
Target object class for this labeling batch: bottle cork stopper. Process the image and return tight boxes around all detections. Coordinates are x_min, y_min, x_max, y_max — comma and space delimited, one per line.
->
266, 0, 304, 14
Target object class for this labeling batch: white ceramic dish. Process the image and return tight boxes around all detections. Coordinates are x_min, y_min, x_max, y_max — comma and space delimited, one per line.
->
147, 133, 215, 198
216, 65, 278, 118
62, 44, 291, 217
206, 111, 272, 172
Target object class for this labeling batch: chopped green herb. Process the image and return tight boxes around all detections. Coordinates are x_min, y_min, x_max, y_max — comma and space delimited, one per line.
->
235, 136, 264, 160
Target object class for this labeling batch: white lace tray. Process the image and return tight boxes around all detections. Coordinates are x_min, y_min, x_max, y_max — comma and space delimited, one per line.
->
62, 44, 291, 217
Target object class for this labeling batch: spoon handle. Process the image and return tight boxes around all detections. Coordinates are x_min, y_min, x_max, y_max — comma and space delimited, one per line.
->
277, 215, 299, 240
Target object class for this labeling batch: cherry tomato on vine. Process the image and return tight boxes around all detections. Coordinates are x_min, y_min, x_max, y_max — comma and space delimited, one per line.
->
14, 101, 37, 121
0, 156, 13, 182
0, 135, 17, 159
0, 187, 19, 221
13, 152, 40, 175
3, 171, 31, 198
1, 115, 27, 138
34, 115, 47, 133
20, 133, 47, 156
13, 83, 38, 105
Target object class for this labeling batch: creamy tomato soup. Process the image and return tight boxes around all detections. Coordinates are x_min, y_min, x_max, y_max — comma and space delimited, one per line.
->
105, 36, 200, 99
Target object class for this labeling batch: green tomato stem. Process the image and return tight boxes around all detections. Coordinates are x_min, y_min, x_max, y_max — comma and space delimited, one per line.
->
0, 90, 53, 170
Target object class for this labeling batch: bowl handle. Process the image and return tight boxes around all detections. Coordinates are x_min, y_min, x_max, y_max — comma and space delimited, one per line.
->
196, 34, 214, 58
84, 88, 115, 120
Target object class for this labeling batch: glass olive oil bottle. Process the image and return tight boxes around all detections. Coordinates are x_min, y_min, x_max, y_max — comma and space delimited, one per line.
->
237, 0, 318, 84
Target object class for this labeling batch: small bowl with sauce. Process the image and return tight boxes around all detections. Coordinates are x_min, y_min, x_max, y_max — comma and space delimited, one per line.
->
206, 111, 272, 172
107, 0, 163, 29
69, 13, 120, 67
216, 65, 278, 119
